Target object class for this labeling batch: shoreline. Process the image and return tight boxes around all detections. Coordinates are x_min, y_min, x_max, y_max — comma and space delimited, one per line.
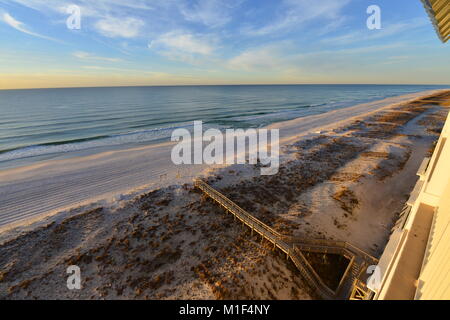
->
0, 89, 449, 299
0, 88, 444, 172
5, 86, 446, 171
0, 89, 449, 231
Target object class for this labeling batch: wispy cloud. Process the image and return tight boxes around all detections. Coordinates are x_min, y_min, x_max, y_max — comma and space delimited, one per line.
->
148, 31, 219, 66
73, 51, 122, 62
179, 0, 241, 28
227, 40, 407, 74
80, 65, 167, 76
227, 45, 287, 71
149, 31, 214, 55
242, 0, 351, 36
3, 1, 150, 38
0, 11, 58, 42
322, 18, 429, 45
5, 0, 154, 17
94, 16, 144, 38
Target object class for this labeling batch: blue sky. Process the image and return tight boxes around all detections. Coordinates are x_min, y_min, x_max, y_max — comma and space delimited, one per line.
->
0, 0, 449, 89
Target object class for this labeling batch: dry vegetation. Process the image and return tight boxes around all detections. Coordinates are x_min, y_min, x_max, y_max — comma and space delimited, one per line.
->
217, 136, 371, 236
0, 182, 313, 300
332, 188, 359, 218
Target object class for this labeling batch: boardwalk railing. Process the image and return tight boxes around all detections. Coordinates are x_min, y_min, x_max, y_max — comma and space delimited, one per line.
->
287, 238, 378, 266
194, 179, 377, 300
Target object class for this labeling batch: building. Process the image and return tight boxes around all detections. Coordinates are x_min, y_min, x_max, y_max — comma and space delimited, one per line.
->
366, 0, 450, 300
421, 0, 449, 43
370, 110, 450, 299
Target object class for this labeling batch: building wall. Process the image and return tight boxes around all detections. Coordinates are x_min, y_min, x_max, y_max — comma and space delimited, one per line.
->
414, 111, 450, 299
415, 179, 450, 299
374, 112, 450, 300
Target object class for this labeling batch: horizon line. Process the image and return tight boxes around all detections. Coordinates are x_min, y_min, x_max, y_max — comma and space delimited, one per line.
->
2, 83, 450, 91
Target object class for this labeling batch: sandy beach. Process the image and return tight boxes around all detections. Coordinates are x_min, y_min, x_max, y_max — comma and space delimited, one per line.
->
0, 90, 447, 229
0, 89, 449, 299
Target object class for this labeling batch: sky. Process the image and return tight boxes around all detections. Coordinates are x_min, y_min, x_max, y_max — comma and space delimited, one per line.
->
0, 0, 449, 89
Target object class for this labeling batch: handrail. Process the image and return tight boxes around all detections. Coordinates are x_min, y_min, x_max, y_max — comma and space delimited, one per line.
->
194, 179, 376, 300
286, 237, 378, 264
291, 246, 335, 298
195, 179, 335, 298
196, 180, 284, 239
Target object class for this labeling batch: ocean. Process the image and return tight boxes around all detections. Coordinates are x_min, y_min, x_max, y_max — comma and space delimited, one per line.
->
0, 84, 448, 168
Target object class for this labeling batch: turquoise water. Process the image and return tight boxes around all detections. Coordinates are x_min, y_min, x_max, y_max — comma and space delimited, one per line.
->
0, 84, 448, 165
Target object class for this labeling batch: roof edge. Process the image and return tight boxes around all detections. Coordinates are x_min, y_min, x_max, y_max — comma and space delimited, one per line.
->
420, 0, 447, 43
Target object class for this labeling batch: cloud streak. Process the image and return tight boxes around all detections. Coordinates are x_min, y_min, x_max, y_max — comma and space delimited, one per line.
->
322, 18, 429, 45
228, 45, 287, 71
149, 31, 214, 55
1, 11, 59, 42
179, 0, 241, 27
73, 51, 122, 62
242, 0, 351, 36
95, 16, 145, 38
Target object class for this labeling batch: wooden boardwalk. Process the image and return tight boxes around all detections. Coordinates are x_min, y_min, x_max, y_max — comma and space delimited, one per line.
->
194, 179, 378, 300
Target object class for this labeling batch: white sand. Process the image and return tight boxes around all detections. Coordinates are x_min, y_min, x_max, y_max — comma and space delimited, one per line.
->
0, 89, 446, 230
